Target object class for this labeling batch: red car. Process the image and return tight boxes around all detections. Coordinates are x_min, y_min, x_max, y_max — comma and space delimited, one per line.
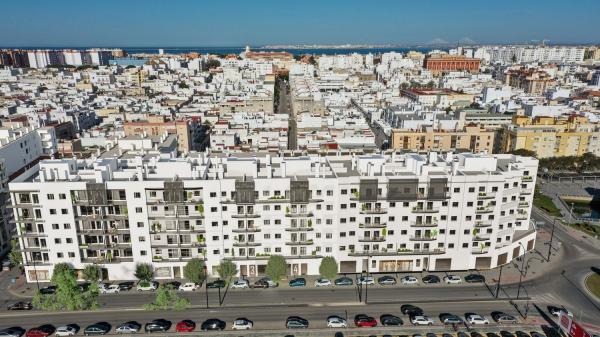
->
354, 314, 377, 327
26, 325, 55, 337
175, 320, 196, 332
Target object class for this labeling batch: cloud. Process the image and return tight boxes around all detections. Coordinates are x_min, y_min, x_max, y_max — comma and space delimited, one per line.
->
458, 37, 477, 44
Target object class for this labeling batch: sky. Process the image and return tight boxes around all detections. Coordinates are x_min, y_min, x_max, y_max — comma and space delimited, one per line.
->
1, 0, 598, 47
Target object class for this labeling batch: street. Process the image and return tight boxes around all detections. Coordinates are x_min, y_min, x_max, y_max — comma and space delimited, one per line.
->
276, 79, 297, 149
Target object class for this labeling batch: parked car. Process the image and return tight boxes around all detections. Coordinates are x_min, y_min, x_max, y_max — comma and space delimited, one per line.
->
83, 323, 110, 336
466, 313, 489, 325
200, 319, 225, 331
136, 281, 158, 292
26, 326, 55, 337
314, 278, 331, 287
178, 283, 198, 292
288, 278, 306, 287
443, 275, 462, 284
334, 277, 353, 286
55, 326, 78, 337
255, 277, 278, 288
231, 318, 253, 330
231, 279, 249, 289
380, 314, 403, 326
422, 275, 440, 284
354, 314, 377, 327
410, 315, 434, 326
144, 319, 171, 333
401, 276, 419, 285
440, 313, 464, 324
251, 280, 269, 288
377, 276, 397, 285
99, 284, 120, 294
0, 328, 24, 337
401, 304, 424, 316
326, 316, 347, 328
115, 322, 141, 334
465, 274, 486, 283
515, 331, 530, 337
548, 306, 573, 317
500, 331, 516, 337
78, 282, 91, 292
206, 280, 226, 289
356, 276, 375, 285
491, 312, 518, 324
7, 302, 32, 310
118, 281, 134, 291
163, 281, 181, 290
175, 320, 195, 332
39, 286, 56, 295
286, 316, 309, 329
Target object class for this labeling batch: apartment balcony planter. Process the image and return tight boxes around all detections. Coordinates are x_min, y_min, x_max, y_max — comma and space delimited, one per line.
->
284, 226, 314, 232
522, 176, 533, 182
360, 208, 387, 215
476, 207, 494, 214
472, 235, 491, 241
474, 221, 492, 228
285, 212, 314, 218
285, 240, 314, 245
409, 235, 437, 241
358, 236, 385, 242
232, 227, 262, 233
477, 192, 496, 200
233, 241, 261, 247
411, 207, 439, 213
231, 213, 261, 219
359, 223, 387, 228
256, 196, 290, 203
410, 221, 438, 228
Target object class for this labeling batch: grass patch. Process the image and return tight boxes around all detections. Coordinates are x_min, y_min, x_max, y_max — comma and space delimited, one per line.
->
585, 273, 600, 299
567, 222, 600, 237
533, 189, 562, 217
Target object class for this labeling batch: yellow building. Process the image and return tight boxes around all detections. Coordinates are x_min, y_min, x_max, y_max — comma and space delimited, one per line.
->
502, 115, 600, 158
391, 125, 495, 153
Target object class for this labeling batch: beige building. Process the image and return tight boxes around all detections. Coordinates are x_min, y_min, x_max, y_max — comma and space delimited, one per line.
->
504, 68, 555, 94
502, 115, 600, 158
391, 125, 495, 153
123, 115, 197, 152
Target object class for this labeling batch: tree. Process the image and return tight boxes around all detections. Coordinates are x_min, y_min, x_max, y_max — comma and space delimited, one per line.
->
509, 149, 537, 157
82, 265, 101, 282
319, 256, 338, 280
217, 260, 237, 279
183, 258, 206, 284
33, 263, 98, 311
8, 240, 22, 268
178, 81, 189, 89
134, 263, 154, 281
265, 255, 287, 281
144, 285, 190, 311
202, 59, 221, 71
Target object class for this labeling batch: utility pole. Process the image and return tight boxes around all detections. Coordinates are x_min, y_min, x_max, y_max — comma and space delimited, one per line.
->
495, 264, 503, 298
516, 245, 526, 299
547, 218, 556, 262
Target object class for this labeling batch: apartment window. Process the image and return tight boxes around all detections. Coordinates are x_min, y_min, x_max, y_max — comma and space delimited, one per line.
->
50, 209, 56, 215
211, 222, 218, 227
448, 243, 455, 248
316, 205, 321, 210
63, 223, 71, 229
57, 253, 63, 258
54, 239, 61, 244
340, 218, 346, 223
403, 202, 409, 207
59, 194, 66, 200
449, 230, 456, 235
47, 194, 54, 200
222, 206, 227, 211
68, 252, 75, 258
262, 191, 270, 197
274, 205, 281, 211
341, 189, 347, 195
339, 246, 345, 251
388, 230, 394, 235
210, 207, 217, 212
468, 187, 475, 193
467, 202, 473, 207
349, 217, 356, 222
137, 222, 144, 228
450, 216, 457, 221
464, 229, 470, 235
340, 232, 346, 237
316, 190, 322, 196
327, 190, 333, 196
61, 209, 68, 215
326, 233, 332, 239
326, 205, 333, 211
389, 216, 395, 221
66, 238, 72, 244
213, 250, 220, 255
141, 250, 147, 256
264, 234, 271, 239
139, 236, 146, 242
263, 205, 270, 211
263, 220, 270, 225
135, 207, 142, 213
442, 201, 448, 206
264, 248, 271, 253
210, 192, 216, 197
275, 247, 281, 253
349, 231, 355, 236
275, 234, 281, 239
452, 202, 459, 207
326, 219, 333, 225
401, 230, 407, 235
316, 233, 321, 238
274, 219, 281, 225
453, 188, 460, 193
402, 216, 408, 221
325, 247, 332, 253
350, 203, 356, 208
134, 192, 141, 198
390, 202, 396, 207
52, 224, 59, 230
441, 215, 447, 220
341, 204, 347, 209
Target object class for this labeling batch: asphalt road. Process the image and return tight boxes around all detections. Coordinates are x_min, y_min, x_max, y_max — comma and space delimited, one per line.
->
276, 80, 297, 150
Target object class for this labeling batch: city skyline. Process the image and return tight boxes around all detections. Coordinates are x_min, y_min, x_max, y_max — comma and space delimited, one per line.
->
1, 0, 599, 47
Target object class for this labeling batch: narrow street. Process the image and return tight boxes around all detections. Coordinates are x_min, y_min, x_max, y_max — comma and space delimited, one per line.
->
276, 79, 297, 150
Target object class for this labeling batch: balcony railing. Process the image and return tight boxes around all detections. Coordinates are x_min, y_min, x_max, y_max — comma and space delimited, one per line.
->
285, 226, 314, 232
409, 235, 437, 241
472, 234, 491, 241
360, 207, 387, 214
410, 221, 438, 227
285, 240, 314, 245
411, 207, 439, 213
477, 192, 496, 200
474, 221, 492, 228
359, 223, 387, 228
476, 206, 494, 214
348, 248, 445, 256
285, 211, 314, 218
358, 236, 386, 242
472, 247, 490, 254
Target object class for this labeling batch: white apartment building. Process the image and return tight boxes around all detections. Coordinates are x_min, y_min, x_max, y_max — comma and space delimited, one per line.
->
10, 151, 537, 282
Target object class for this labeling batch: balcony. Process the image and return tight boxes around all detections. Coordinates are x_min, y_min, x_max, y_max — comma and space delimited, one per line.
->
417, 192, 450, 200
410, 221, 438, 228
359, 223, 387, 228
81, 257, 134, 264
348, 248, 445, 257
522, 176, 534, 182
231, 213, 261, 219
285, 240, 314, 246
516, 211, 528, 220
520, 188, 533, 195
285, 226, 314, 232
477, 192, 496, 200
472, 234, 491, 241
518, 202, 529, 208
360, 207, 387, 215
285, 211, 314, 218
233, 241, 261, 247
232, 227, 262, 233
474, 221, 492, 228
411, 207, 439, 213
16, 231, 47, 237
476, 206, 494, 214
409, 235, 437, 241
358, 236, 385, 242
472, 247, 490, 254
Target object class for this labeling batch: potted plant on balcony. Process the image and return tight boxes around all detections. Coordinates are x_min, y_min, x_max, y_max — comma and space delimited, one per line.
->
307, 219, 312, 228
381, 228, 388, 237
196, 204, 204, 215
285, 206, 290, 214
479, 243, 486, 253
106, 251, 113, 262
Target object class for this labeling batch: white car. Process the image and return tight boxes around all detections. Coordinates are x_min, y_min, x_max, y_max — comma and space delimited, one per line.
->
231, 318, 253, 330
443, 275, 462, 284
115, 322, 141, 334
326, 316, 347, 328
178, 282, 199, 291
231, 279, 249, 289
99, 284, 120, 294
466, 314, 490, 325
136, 280, 158, 292
315, 278, 332, 287
401, 276, 419, 285
55, 326, 77, 337
357, 276, 375, 285
410, 315, 434, 326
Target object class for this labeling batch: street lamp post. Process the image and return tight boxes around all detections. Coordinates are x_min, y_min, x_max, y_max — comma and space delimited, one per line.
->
516, 243, 526, 299
547, 218, 556, 262
495, 264, 503, 298
32, 253, 40, 291
203, 266, 208, 309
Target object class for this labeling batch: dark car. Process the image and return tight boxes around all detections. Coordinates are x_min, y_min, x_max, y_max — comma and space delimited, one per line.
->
401, 304, 424, 316
465, 274, 486, 283
422, 275, 440, 284
288, 278, 306, 287
78, 282, 91, 292
354, 314, 377, 328
515, 332, 530, 337
380, 314, 403, 326
7, 302, 32, 310
26, 326, 55, 337
471, 332, 485, 337
206, 280, 226, 289
118, 281, 135, 291
200, 319, 225, 331
286, 316, 309, 329
334, 277, 353, 286
163, 281, 181, 290
144, 319, 171, 333
487, 333, 501, 337
0, 327, 25, 337
251, 280, 269, 288
439, 313, 463, 325
83, 323, 110, 336
39, 286, 56, 295
491, 311, 518, 324
377, 276, 397, 285
500, 331, 516, 337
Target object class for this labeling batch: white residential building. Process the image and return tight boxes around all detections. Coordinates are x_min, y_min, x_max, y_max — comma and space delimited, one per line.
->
10, 151, 537, 282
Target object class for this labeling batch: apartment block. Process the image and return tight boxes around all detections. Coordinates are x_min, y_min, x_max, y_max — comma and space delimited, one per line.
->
391, 125, 495, 153
10, 151, 537, 282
